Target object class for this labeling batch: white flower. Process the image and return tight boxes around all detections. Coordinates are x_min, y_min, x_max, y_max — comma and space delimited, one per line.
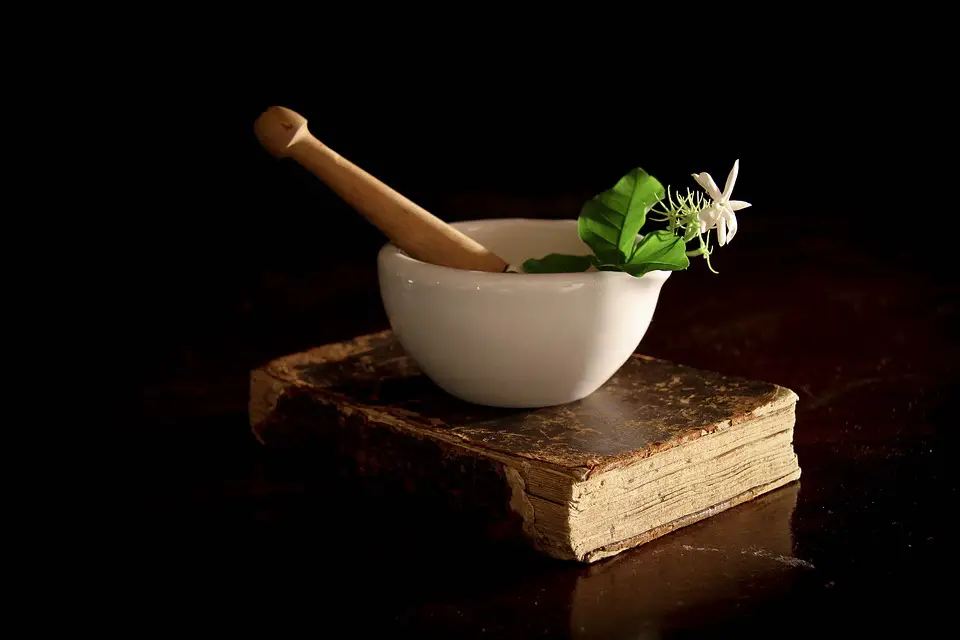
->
692, 159, 751, 246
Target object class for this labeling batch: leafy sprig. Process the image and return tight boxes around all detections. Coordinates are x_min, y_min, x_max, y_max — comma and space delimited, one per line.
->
522, 167, 727, 277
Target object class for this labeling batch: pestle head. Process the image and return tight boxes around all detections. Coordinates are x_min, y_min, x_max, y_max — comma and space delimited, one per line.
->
254, 106, 309, 158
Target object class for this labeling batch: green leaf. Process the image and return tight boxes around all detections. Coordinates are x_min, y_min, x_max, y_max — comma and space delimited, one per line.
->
577, 168, 666, 265
578, 200, 624, 266
600, 168, 667, 259
522, 253, 595, 273
622, 230, 690, 276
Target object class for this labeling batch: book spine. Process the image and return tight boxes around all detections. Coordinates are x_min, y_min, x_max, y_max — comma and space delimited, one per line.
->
251, 376, 542, 551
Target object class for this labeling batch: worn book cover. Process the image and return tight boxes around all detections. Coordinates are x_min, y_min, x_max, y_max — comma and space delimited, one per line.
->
250, 330, 801, 562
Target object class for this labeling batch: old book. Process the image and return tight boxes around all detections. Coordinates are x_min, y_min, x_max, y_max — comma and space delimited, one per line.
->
249, 330, 801, 563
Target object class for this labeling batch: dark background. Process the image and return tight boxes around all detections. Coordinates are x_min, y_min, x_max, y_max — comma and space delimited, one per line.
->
86, 33, 951, 635
118, 45, 947, 387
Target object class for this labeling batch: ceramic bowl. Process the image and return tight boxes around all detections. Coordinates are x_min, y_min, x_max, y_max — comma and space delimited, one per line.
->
377, 218, 671, 408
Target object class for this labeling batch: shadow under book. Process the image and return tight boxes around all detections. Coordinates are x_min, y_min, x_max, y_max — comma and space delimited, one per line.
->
249, 330, 801, 563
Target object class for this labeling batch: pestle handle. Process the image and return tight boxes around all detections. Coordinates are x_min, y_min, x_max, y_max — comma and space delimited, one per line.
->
254, 106, 510, 273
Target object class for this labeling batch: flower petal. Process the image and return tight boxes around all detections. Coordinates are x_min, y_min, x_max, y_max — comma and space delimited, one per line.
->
698, 205, 720, 229
724, 208, 738, 243
729, 200, 751, 211
692, 172, 723, 201
722, 159, 739, 200
716, 214, 728, 246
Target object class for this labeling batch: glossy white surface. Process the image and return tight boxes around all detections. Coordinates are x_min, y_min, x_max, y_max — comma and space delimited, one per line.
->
377, 219, 671, 408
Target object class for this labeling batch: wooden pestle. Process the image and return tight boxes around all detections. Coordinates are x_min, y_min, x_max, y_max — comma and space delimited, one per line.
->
254, 106, 510, 273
